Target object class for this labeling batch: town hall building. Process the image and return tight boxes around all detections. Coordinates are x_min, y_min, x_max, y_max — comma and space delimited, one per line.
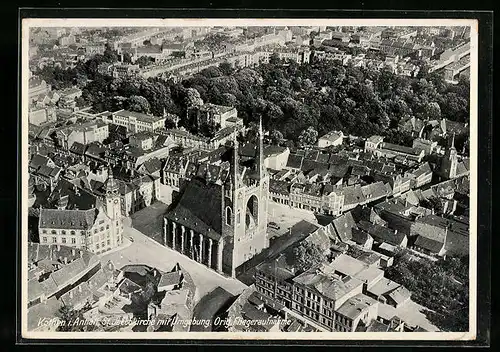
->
38, 167, 124, 254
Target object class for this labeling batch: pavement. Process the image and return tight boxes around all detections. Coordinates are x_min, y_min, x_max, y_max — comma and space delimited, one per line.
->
99, 220, 247, 304
267, 200, 319, 239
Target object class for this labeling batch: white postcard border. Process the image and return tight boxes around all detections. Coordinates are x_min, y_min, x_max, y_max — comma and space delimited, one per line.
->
21, 17, 479, 341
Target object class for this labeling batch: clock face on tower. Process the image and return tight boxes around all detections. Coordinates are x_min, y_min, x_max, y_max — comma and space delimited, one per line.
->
114, 199, 119, 204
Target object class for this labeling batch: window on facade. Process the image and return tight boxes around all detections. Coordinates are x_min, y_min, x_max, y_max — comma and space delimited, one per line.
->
42, 230, 47, 234
62, 238, 66, 243
71, 238, 76, 244
42, 237, 47, 243
52, 237, 56, 243
70, 231, 75, 235
61, 230, 66, 235
94, 229, 98, 234
107, 239, 110, 245
51, 230, 56, 234
96, 244, 100, 249
106, 225, 109, 230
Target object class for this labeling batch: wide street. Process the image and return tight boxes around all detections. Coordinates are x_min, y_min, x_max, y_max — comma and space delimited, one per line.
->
99, 221, 247, 303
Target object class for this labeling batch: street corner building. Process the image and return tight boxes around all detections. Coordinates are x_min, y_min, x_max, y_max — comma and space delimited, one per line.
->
163, 122, 270, 278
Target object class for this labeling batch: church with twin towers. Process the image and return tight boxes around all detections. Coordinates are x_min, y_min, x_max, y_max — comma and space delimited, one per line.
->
163, 119, 270, 277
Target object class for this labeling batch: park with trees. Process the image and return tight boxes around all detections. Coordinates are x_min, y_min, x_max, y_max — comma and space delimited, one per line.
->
34, 46, 469, 146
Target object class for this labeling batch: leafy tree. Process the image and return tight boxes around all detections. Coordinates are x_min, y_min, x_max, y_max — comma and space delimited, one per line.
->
219, 61, 234, 76
135, 55, 154, 68
269, 129, 284, 145
200, 66, 222, 79
385, 251, 469, 332
126, 95, 150, 114
184, 87, 204, 108
286, 241, 327, 273
122, 52, 133, 64
298, 126, 318, 148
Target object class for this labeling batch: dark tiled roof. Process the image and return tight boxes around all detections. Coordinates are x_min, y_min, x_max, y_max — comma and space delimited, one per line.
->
380, 143, 421, 156
269, 179, 290, 195
414, 235, 445, 253
331, 212, 357, 242
49, 179, 97, 210
165, 178, 223, 241
142, 158, 162, 174
286, 154, 303, 169
39, 208, 97, 230
357, 220, 406, 246
351, 228, 373, 246
69, 142, 87, 155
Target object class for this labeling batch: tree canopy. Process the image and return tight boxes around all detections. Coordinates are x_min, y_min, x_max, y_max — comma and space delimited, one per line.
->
385, 250, 469, 332
285, 241, 327, 273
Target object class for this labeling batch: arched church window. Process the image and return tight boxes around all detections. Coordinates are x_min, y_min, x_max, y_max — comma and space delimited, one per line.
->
225, 207, 232, 225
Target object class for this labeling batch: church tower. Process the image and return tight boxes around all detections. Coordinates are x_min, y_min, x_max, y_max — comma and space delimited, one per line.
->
439, 133, 458, 180
104, 166, 123, 246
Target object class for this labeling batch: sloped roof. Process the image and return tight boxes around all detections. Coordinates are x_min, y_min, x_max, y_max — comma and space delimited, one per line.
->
165, 178, 223, 241
388, 285, 411, 305
60, 282, 93, 307
158, 271, 182, 288
357, 220, 406, 246
331, 212, 357, 242
336, 294, 378, 320
39, 208, 98, 230
351, 228, 373, 246
414, 235, 445, 253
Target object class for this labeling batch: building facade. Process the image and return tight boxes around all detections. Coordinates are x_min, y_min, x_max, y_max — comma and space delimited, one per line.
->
109, 109, 166, 134
163, 121, 269, 277
38, 168, 124, 254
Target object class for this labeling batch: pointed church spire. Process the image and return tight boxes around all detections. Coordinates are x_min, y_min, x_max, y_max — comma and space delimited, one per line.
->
258, 115, 264, 177
232, 133, 240, 187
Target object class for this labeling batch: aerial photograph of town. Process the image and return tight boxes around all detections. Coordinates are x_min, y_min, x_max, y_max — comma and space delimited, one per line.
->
24, 22, 472, 335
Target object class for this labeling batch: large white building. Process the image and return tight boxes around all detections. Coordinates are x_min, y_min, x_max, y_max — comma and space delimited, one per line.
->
38, 168, 124, 254
107, 109, 166, 134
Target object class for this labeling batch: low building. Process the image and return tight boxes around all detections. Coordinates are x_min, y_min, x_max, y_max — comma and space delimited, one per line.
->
55, 120, 109, 149
29, 106, 57, 126
317, 131, 344, 148
373, 142, 425, 162
365, 135, 384, 152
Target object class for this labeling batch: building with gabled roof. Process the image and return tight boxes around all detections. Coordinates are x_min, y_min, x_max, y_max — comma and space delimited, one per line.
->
38, 167, 124, 254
